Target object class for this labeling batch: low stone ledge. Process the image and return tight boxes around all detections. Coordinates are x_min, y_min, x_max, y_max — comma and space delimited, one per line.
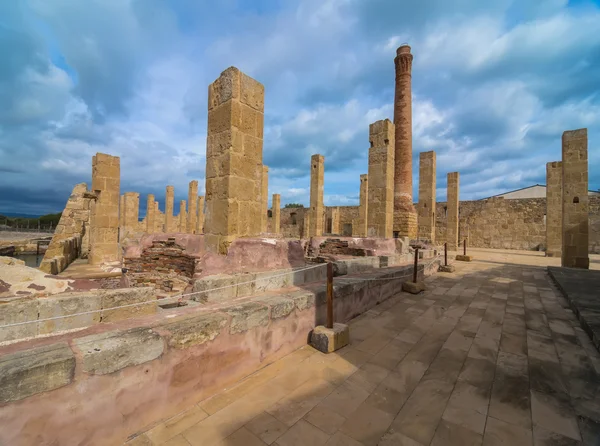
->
287, 290, 316, 311
38, 293, 101, 335
225, 302, 270, 335
0, 343, 75, 403
100, 287, 156, 323
161, 313, 228, 349
255, 296, 295, 319
74, 327, 164, 375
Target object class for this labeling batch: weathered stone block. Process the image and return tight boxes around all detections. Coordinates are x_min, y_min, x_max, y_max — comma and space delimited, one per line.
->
402, 281, 426, 294
100, 287, 156, 322
256, 296, 295, 319
0, 297, 39, 342
455, 255, 472, 262
0, 343, 75, 402
439, 264, 455, 273
192, 274, 239, 302
224, 302, 269, 335
310, 323, 349, 353
162, 313, 228, 349
75, 327, 164, 375
288, 290, 316, 311
38, 293, 101, 335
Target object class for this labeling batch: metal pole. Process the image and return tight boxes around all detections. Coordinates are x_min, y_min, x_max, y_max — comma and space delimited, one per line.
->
413, 248, 419, 283
444, 243, 448, 266
464, 238, 467, 256
326, 262, 334, 329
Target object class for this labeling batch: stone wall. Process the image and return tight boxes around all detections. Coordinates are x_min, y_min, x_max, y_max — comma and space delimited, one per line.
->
0, 263, 424, 446
40, 183, 93, 274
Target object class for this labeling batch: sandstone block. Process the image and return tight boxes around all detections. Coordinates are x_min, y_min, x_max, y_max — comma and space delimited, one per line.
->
439, 264, 455, 273
288, 290, 316, 311
0, 297, 39, 343
256, 296, 295, 319
310, 323, 349, 353
225, 302, 269, 335
162, 313, 228, 349
38, 293, 101, 335
402, 281, 426, 294
192, 274, 240, 303
75, 327, 164, 375
455, 255, 473, 262
0, 343, 75, 402
100, 287, 156, 323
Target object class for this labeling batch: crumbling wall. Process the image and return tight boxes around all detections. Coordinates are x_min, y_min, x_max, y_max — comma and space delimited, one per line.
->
40, 183, 93, 274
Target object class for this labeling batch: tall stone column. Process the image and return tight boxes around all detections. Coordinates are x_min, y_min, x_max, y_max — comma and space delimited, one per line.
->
165, 186, 174, 233
309, 154, 324, 237
418, 151, 437, 242
561, 128, 589, 269
154, 202, 162, 233
393, 44, 418, 239
367, 119, 395, 238
187, 180, 198, 234
447, 172, 459, 251
205, 67, 264, 254
197, 196, 205, 234
261, 166, 269, 233
358, 174, 368, 237
179, 200, 187, 233
89, 153, 120, 264
303, 212, 311, 239
546, 162, 562, 257
331, 207, 340, 235
146, 194, 155, 234
123, 192, 139, 236
272, 193, 281, 234
119, 194, 125, 236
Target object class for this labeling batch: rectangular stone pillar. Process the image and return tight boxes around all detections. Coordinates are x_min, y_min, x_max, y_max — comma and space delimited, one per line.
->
123, 192, 139, 236
154, 202, 162, 233
357, 174, 368, 237
119, 195, 125, 235
89, 153, 120, 265
197, 196, 205, 234
146, 194, 155, 234
418, 151, 436, 242
309, 154, 325, 237
179, 200, 187, 233
447, 172, 459, 251
546, 161, 562, 257
562, 128, 589, 269
205, 66, 264, 254
331, 207, 340, 235
303, 212, 311, 239
261, 166, 269, 233
367, 119, 395, 238
272, 193, 281, 234
187, 180, 198, 234
165, 186, 174, 233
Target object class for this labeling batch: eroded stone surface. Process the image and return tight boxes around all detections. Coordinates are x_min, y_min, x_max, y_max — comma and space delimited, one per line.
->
225, 302, 269, 334
162, 313, 228, 349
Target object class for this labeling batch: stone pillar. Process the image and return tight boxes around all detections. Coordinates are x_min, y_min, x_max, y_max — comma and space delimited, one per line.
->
546, 161, 562, 257
154, 202, 162, 233
357, 174, 368, 237
186, 180, 198, 234
309, 154, 325, 237
123, 192, 139, 236
303, 212, 311, 239
179, 200, 187, 233
447, 172, 459, 251
393, 44, 418, 239
367, 119, 395, 238
205, 66, 265, 254
272, 193, 281, 234
418, 151, 436, 242
119, 194, 125, 236
146, 194, 155, 234
165, 186, 174, 233
331, 207, 340, 235
89, 153, 120, 264
561, 129, 589, 269
197, 196, 205, 234
261, 166, 269, 233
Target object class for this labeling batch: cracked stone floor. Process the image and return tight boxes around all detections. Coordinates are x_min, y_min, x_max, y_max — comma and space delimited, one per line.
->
126, 249, 600, 446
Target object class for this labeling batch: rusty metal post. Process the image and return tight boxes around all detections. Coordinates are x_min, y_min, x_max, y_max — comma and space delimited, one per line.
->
444, 243, 448, 266
413, 248, 419, 283
326, 262, 334, 329
464, 238, 467, 256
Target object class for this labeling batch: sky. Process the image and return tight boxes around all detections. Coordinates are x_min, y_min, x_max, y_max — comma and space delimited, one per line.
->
1, 0, 599, 216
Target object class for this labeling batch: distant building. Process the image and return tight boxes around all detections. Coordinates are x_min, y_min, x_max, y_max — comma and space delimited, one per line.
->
483, 184, 600, 200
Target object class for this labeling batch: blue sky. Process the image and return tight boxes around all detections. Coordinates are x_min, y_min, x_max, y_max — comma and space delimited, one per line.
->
1, 0, 599, 216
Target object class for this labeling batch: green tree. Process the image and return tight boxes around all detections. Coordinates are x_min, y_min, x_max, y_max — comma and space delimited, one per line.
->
284, 203, 304, 208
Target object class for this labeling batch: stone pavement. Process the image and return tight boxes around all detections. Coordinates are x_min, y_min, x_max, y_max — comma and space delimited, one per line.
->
127, 249, 600, 446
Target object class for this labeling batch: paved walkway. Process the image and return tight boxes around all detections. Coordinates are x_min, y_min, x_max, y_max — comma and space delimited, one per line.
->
128, 249, 600, 446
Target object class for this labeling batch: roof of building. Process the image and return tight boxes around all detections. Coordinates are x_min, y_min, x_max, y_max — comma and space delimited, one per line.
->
483, 184, 600, 200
